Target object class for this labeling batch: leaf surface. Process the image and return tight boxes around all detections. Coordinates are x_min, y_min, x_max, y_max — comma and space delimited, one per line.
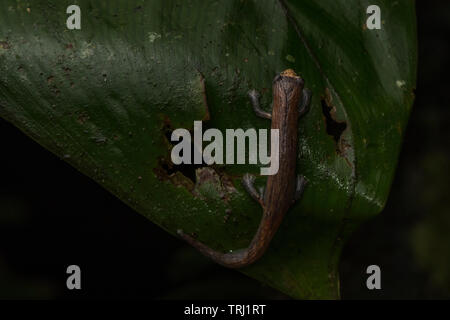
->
0, 0, 417, 298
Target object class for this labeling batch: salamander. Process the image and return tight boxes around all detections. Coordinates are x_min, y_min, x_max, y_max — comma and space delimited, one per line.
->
177, 69, 311, 268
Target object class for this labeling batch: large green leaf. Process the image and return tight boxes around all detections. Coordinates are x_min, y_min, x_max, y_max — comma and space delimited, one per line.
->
0, 0, 416, 299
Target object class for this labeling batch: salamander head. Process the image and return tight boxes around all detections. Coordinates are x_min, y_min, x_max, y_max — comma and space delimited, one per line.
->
274, 69, 305, 86
273, 69, 305, 95
280, 69, 298, 78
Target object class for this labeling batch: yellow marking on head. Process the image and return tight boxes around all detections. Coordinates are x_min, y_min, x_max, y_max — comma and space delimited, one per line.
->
281, 69, 300, 78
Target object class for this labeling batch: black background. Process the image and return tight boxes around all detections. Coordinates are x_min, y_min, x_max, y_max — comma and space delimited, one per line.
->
1, 2, 449, 299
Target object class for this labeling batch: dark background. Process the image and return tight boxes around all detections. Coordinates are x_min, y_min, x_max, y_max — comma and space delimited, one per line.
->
0, 2, 449, 299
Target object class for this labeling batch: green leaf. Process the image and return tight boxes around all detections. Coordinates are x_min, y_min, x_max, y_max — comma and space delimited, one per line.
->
0, 0, 416, 299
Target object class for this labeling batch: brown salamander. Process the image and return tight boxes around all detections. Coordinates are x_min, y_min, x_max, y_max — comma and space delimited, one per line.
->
177, 69, 311, 268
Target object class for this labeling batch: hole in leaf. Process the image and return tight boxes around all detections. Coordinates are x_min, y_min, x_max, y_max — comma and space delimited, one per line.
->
321, 98, 347, 145
159, 122, 206, 184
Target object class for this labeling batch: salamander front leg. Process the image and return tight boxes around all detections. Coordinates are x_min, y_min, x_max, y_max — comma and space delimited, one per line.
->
248, 89, 272, 120
298, 88, 312, 118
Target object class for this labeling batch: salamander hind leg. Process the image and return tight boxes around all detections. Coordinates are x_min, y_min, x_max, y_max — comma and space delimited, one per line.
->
243, 173, 264, 206
293, 174, 308, 203
248, 89, 272, 120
